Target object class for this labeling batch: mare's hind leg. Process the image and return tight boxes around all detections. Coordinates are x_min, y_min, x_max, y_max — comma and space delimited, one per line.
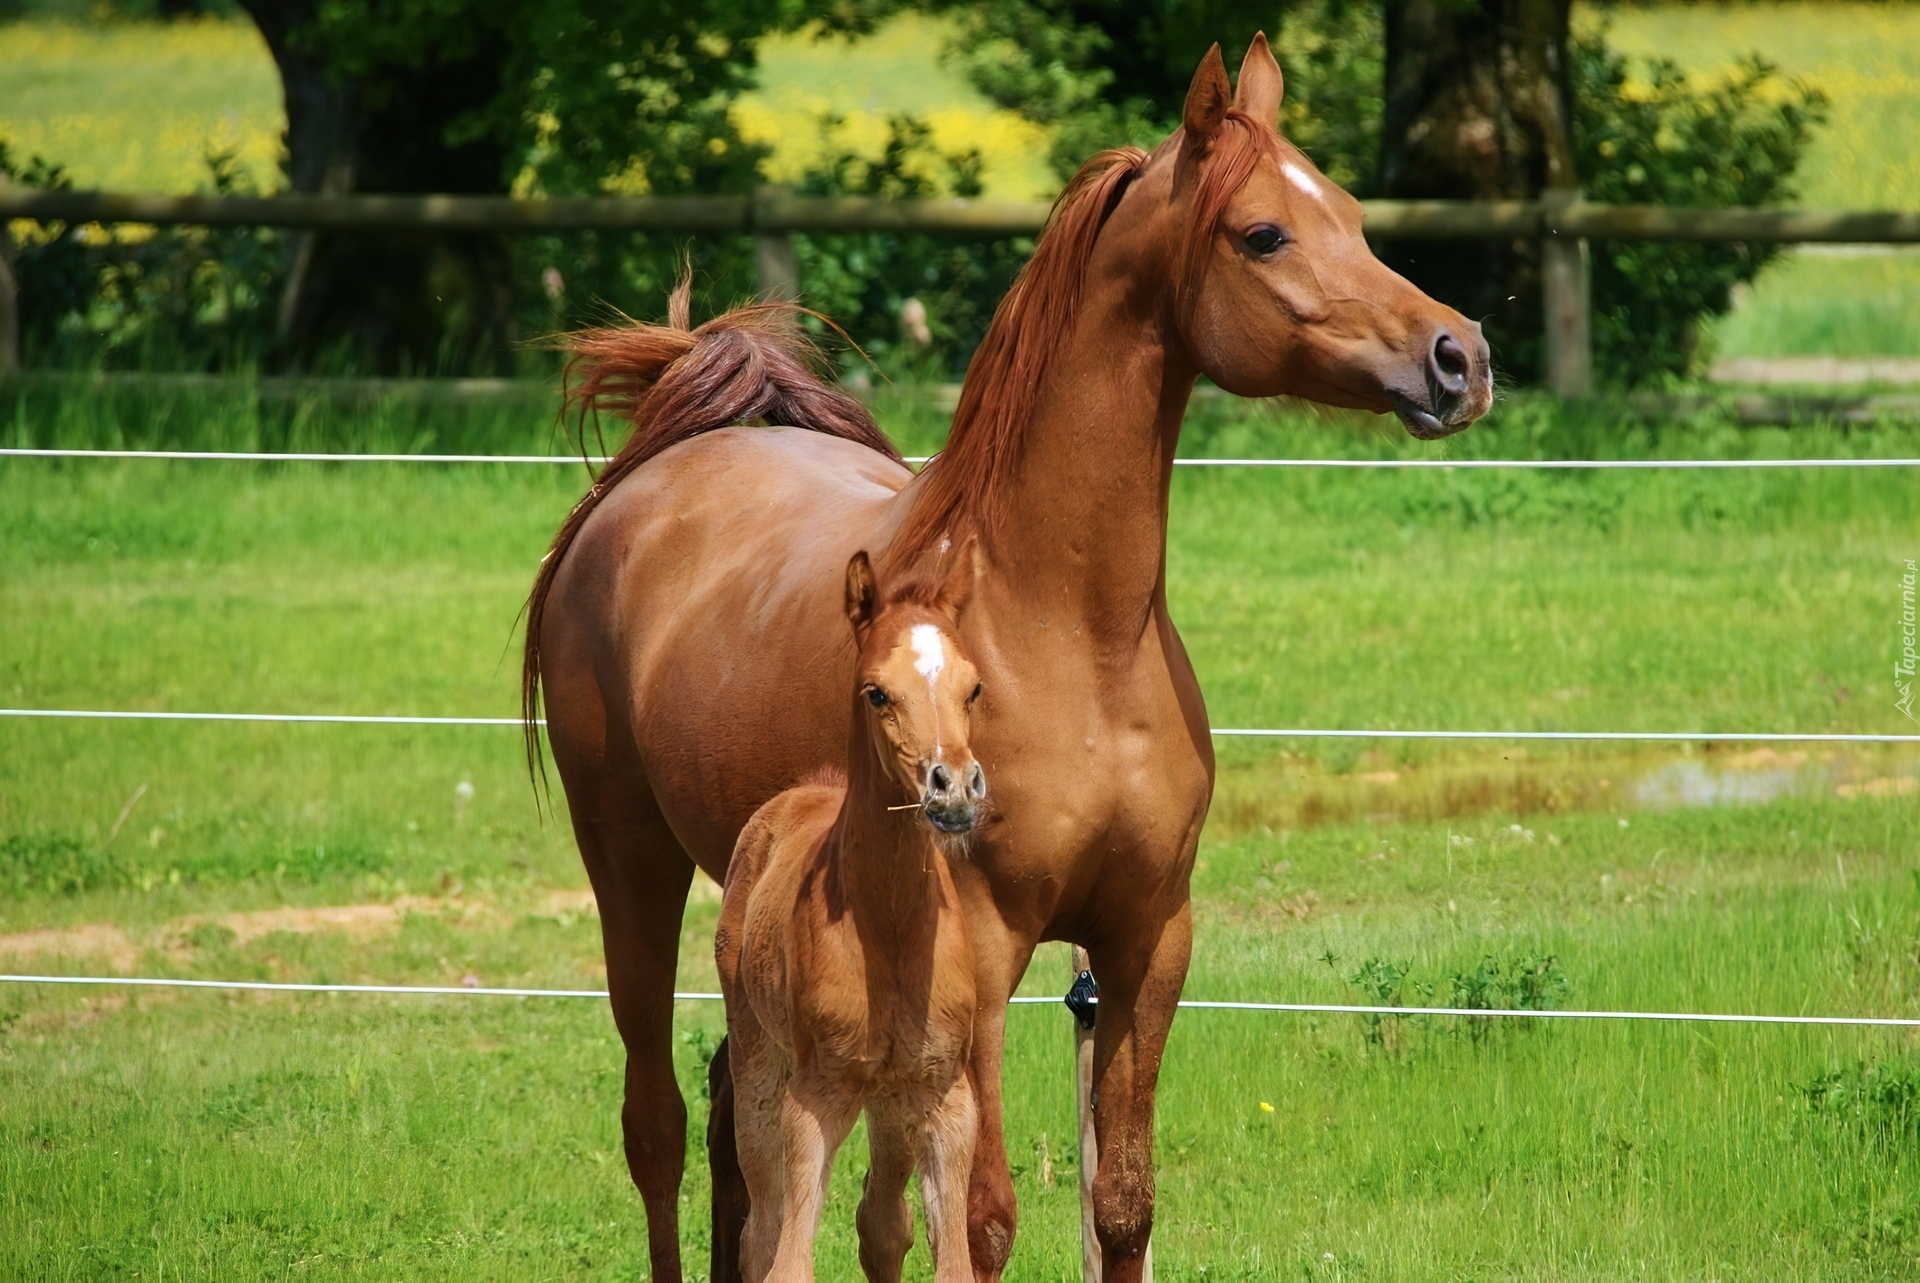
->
563, 767, 698, 1283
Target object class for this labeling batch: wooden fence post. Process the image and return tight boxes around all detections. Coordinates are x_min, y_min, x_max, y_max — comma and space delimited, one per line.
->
1541, 190, 1592, 397
753, 188, 800, 303
1073, 946, 1151, 1283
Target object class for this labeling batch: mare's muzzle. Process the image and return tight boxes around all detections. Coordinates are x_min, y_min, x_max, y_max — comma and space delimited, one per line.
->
1393, 322, 1493, 438
922, 760, 988, 834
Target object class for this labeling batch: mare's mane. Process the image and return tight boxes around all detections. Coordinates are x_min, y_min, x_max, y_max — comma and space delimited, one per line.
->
889, 109, 1281, 566
522, 109, 1282, 784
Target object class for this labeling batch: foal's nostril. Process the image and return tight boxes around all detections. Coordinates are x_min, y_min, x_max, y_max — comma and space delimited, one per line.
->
967, 764, 986, 798
929, 764, 952, 793
1429, 331, 1472, 394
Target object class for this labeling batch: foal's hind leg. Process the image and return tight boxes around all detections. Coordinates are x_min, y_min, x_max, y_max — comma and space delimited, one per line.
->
857, 1100, 919, 1283
562, 763, 698, 1282
707, 1037, 752, 1283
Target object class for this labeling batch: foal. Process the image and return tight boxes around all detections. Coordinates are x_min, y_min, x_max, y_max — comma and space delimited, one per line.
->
715, 549, 986, 1283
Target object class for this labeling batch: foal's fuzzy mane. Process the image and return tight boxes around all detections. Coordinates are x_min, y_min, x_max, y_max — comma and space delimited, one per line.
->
889, 109, 1281, 566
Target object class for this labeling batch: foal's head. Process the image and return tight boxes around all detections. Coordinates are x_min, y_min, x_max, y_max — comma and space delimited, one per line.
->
843, 549, 987, 835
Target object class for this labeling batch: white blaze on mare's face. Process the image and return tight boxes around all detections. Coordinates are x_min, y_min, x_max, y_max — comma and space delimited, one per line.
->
909, 624, 948, 755
1281, 162, 1327, 203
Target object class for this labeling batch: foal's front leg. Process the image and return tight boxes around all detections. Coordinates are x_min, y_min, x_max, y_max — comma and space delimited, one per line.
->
768, 1075, 861, 1282
920, 1072, 980, 1283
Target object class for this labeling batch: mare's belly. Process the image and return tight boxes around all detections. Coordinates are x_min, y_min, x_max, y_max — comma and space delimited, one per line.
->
603, 428, 912, 873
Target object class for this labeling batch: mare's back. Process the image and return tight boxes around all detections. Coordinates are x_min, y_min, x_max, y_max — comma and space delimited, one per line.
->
557, 428, 910, 868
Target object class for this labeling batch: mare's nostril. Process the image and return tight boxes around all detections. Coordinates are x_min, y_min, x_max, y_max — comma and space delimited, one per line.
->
929, 764, 952, 793
1429, 331, 1471, 394
968, 764, 986, 798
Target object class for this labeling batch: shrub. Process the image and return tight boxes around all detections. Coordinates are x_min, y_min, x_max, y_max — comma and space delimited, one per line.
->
789, 115, 1032, 380
2, 143, 284, 371
1449, 951, 1571, 1041
0, 832, 131, 896
1574, 34, 1828, 384
1798, 1059, 1920, 1150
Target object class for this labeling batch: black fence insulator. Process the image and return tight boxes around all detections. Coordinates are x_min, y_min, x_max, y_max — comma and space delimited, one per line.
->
1065, 969, 1099, 1031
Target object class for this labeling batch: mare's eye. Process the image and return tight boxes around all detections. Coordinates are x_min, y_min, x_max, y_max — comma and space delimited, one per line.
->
1245, 224, 1286, 256
866, 687, 889, 708
969, 682, 983, 704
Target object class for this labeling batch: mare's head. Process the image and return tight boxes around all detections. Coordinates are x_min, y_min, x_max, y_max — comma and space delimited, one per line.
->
1115, 35, 1494, 436
843, 548, 987, 835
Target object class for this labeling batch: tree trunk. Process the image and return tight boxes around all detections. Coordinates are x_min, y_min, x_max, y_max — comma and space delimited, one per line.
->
240, 0, 516, 374
1376, 0, 1576, 383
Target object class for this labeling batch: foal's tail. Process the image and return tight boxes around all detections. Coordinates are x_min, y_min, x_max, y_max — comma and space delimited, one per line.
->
521, 278, 902, 786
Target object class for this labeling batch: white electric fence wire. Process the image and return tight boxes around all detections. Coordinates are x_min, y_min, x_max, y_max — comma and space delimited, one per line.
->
7, 974, 1920, 1028
5, 708, 1918, 742
7, 447, 1920, 469
0, 708, 530, 726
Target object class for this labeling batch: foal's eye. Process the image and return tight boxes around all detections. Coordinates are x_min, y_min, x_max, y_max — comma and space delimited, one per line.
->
969, 682, 983, 704
866, 687, 889, 709
1244, 224, 1286, 256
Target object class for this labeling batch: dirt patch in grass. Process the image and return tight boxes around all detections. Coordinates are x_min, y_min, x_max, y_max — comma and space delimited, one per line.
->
0, 885, 645, 966
0, 922, 139, 969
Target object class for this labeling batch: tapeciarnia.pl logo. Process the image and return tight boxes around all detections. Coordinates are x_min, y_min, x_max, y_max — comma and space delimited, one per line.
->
1899, 559, 1917, 720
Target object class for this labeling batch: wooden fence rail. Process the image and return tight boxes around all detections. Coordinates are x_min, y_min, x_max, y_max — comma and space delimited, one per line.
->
3, 188, 1918, 390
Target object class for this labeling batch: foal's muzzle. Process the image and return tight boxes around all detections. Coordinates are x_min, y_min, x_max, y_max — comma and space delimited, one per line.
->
922, 760, 988, 834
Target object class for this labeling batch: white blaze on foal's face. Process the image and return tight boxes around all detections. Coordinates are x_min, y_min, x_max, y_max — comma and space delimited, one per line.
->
863, 612, 980, 802
910, 623, 947, 751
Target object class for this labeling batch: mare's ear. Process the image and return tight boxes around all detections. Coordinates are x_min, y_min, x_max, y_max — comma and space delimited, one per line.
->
937, 538, 984, 617
845, 551, 878, 636
1233, 32, 1284, 126
1184, 42, 1232, 146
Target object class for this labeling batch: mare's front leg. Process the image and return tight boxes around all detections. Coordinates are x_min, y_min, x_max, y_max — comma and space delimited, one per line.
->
920, 1071, 980, 1283
1087, 898, 1193, 1283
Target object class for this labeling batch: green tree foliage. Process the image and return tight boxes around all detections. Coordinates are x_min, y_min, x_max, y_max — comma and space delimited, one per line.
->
295, 0, 790, 199
940, 0, 1378, 181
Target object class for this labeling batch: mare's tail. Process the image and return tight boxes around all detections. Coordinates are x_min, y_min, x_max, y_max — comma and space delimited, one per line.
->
522, 279, 902, 784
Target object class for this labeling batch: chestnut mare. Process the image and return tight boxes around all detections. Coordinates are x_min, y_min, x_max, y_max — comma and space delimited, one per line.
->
717, 550, 986, 1283
525, 35, 1490, 1283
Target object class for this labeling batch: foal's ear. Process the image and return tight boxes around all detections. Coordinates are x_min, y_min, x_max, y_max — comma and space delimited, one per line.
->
1184, 42, 1232, 145
1233, 31, 1284, 127
844, 550, 878, 635
937, 538, 984, 617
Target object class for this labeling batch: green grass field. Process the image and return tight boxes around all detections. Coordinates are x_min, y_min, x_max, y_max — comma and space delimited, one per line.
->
4, 389, 1920, 1276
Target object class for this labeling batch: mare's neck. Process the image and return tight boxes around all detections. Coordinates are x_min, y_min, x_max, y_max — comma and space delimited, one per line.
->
832, 713, 945, 940
991, 251, 1194, 646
